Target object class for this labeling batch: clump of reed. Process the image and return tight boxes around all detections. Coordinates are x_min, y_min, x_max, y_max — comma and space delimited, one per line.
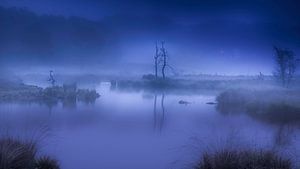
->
195, 149, 291, 169
0, 138, 60, 169
0, 138, 36, 169
35, 156, 60, 169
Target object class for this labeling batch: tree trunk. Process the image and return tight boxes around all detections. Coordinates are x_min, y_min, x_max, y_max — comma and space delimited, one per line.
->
154, 42, 159, 78
161, 42, 167, 79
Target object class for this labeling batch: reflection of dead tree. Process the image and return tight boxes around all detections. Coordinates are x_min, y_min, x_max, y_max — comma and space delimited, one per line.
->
153, 94, 157, 128
153, 93, 166, 132
160, 93, 165, 131
45, 99, 58, 114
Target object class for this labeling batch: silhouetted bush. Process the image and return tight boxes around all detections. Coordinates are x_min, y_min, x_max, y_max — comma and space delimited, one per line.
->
195, 149, 291, 169
77, 89, 100, 103
43, 86, 65, 99
216, 89, 300, 125
0, 83, 100, 105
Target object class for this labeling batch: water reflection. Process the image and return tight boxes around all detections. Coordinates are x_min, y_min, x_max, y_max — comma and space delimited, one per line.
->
110, 80, 117, 90
215, 95, 300, 158
273, 125, 294, 148
62, 97, 77, 109
216, 100, 300, 127
37, 97, 96, 114
1, 82, 300, 169
153, 93, 165, 132
44, 99, 58, 114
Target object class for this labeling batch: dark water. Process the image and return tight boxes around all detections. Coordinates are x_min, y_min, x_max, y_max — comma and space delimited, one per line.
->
0, 82, 300, 169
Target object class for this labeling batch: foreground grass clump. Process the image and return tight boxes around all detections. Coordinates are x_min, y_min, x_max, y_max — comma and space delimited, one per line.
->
195, 149, 291, 169
35, 156, 60, 169
0, 138, 36, 169
0, 138, 60, 169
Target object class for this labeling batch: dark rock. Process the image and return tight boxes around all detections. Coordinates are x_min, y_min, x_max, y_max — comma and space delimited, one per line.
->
178, 100, 190, 105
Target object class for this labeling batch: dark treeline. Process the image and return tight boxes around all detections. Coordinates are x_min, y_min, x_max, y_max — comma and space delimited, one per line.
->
0, 6, 118, 65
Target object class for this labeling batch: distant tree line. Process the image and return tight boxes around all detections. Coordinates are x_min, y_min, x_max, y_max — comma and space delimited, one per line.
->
0, 6, 116, 63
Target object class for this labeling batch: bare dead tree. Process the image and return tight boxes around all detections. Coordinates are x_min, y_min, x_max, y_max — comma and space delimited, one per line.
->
153, 41, 176, 79
154, 42, 160, 78
273, 46, 297, 87
160, 41, 167, 79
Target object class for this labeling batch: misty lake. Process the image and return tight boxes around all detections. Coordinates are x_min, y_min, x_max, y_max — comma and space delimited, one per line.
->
1, 82, 300, 169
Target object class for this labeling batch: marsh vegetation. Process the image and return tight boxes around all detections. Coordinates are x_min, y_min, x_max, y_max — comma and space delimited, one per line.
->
2, 73, 300, 168
195, 149, 291, 169
0, 1, 299, 168
0, 138, 59, 169
0, 81, 100, 104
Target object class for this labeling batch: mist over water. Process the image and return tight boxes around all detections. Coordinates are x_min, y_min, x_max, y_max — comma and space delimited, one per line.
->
1, 1, 300, 169
0, 81, 300, 169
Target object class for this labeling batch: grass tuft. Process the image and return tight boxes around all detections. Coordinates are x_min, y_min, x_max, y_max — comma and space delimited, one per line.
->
35, 156, 60, 169
0, 138, 36, 169
195, 149, 291, 169
0, 138, 60, 169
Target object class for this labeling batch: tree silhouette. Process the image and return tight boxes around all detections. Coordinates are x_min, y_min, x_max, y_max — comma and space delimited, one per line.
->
154, 42, 160, 78
273, 46, 297, 87
160, 41, 167, 79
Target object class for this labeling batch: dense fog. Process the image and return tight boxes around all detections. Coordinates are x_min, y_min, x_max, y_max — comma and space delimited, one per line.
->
1, 1, 300, 169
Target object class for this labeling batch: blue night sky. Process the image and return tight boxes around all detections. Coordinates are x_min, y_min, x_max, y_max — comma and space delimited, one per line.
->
0, 0, 299, 74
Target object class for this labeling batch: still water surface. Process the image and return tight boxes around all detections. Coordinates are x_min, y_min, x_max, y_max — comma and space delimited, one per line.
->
0, 82, 300, 169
